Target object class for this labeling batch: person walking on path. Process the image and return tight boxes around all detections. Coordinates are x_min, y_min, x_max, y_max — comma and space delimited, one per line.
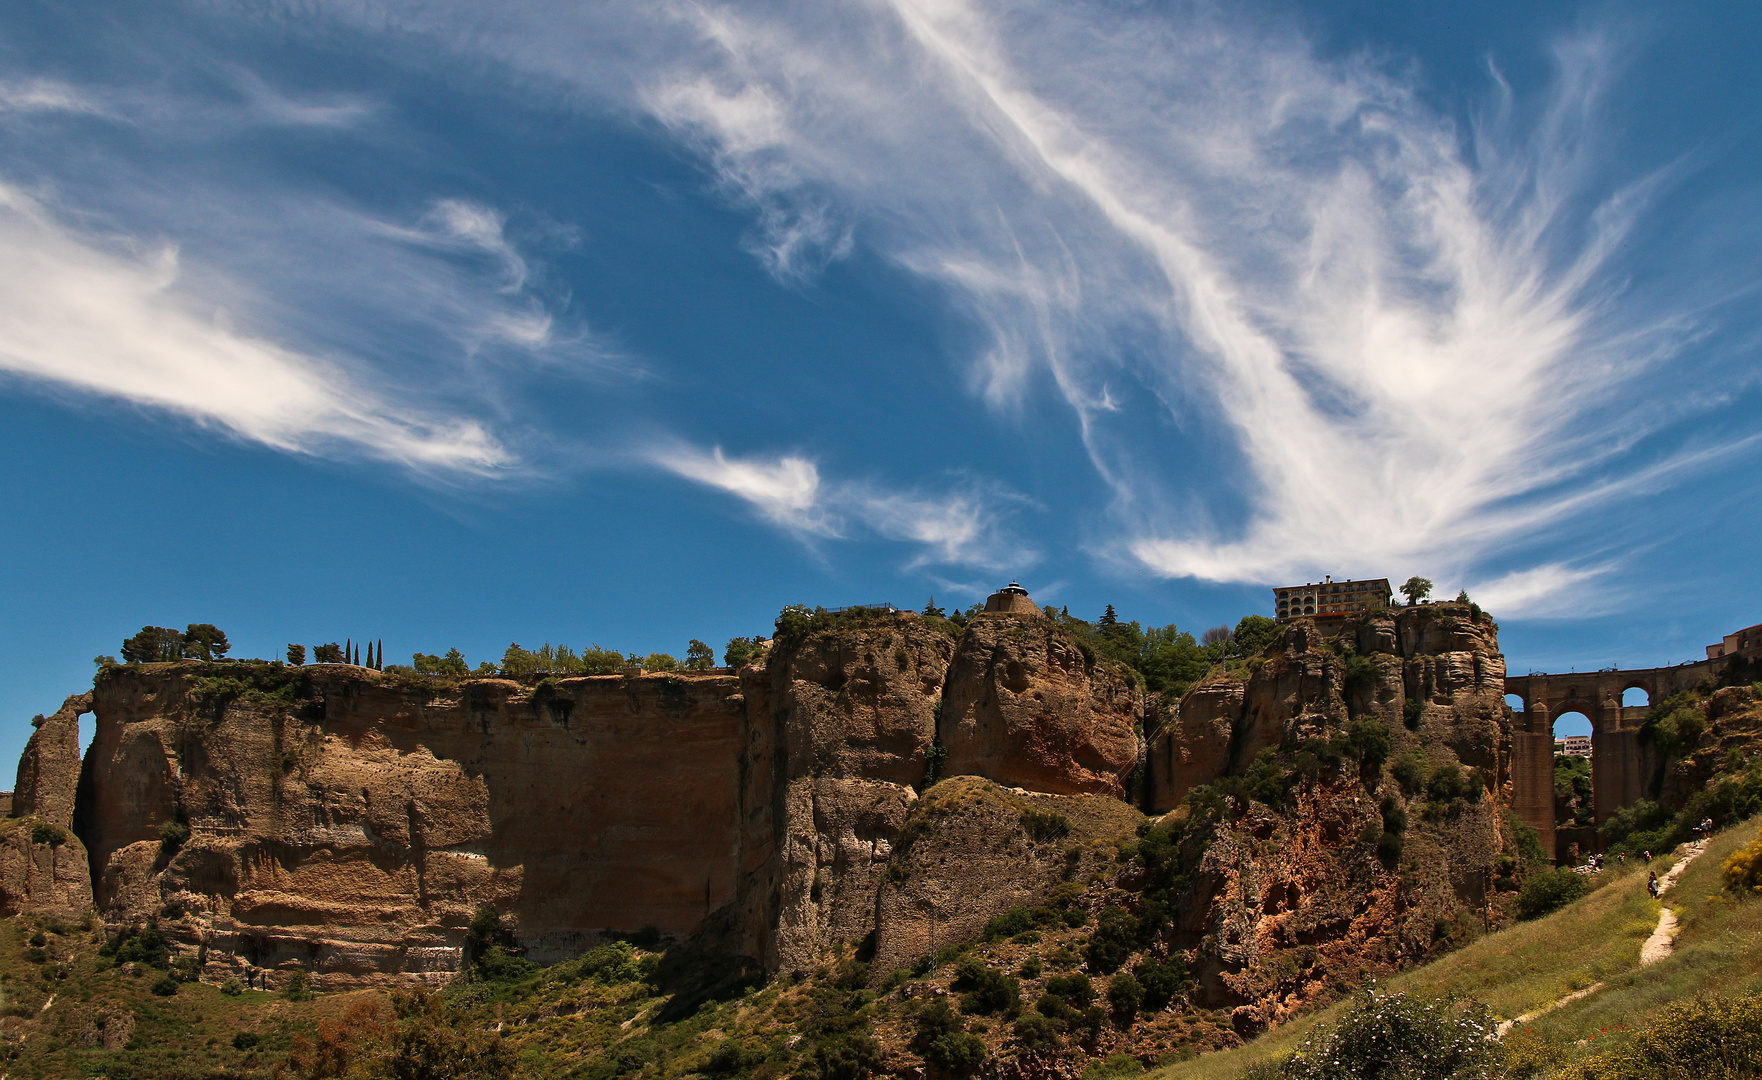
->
1647, 871, 1660, 898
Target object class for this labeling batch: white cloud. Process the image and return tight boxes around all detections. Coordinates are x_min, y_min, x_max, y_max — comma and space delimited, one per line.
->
1468, 563, 1618, 619
653, 445, 832, 535
0, 183, 511, 475
0, 79, 109, 116
653, 444, 1033, 571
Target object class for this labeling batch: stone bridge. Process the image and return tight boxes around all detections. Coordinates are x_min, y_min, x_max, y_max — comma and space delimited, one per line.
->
1504, 654, 1731, 860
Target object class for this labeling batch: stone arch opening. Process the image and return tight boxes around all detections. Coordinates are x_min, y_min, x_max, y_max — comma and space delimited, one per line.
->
1551, 708, 1596, 861
1504, 692, 1527, 714
1621, 685, 1650, 708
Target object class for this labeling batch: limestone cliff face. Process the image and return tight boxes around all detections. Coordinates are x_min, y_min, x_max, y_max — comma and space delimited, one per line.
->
941, 613, 1143, 799
1149, 603, 1516, 1033
765, 618, 955, 972
0, 818, 93, 920
72, 664, 768, 986
1151, 605, 1509, 812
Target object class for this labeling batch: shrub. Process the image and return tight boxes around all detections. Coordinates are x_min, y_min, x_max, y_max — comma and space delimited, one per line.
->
282, 969, 314, 1001
1085, 908, 1139, 973
1515, 868, 1592, 920
1023, 809, 1072, 843
706, 1039, 768, 1075
1552, 991, 1762, 1080
158, 819, 190, 850
1280, 991, 1498, 1080
101, 922, 170, 968
952, 956, 1020, 1015
1403, 698, 1424, 730
233, 1031, 261, 1051
1046, 973, 1095, 1007
150, 974, 180, 996
1722, 827, 1762, 896
1391, 752, 1427, 797
912, 1000, 985, 1075
1641, 693, 1709, 755
1348, 719, 1392, 772
1132, 957, 1186, 1011
1013, 1012, 1065, 1051
1106, 972, 1144, 1022
221, 976, 245, 996
814, 1033, 883, 1080
1085, 1055, 1144, 1080
1426, 762, 1468, 802
1018, 957, 1043, 979
30, 820, 67, 847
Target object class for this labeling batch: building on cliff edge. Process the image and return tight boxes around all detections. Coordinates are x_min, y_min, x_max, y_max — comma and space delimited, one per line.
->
1706, 621, 1762, 661
1272, 576, 1391, 622
984, 582, 1041, 616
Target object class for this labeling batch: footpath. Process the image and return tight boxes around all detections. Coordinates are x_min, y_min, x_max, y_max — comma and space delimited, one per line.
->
1494, 839, 1708, 1038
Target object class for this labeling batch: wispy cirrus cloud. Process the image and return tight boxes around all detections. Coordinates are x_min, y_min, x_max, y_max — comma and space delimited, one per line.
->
0, 183, 511, 474
653, 443, 1035, 572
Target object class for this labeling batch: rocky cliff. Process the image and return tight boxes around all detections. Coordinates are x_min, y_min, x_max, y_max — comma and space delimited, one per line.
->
6, 600, 1524, 1020
1145, 602, 1517, 1031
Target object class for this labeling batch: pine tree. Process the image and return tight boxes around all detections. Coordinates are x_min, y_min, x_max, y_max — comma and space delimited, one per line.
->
286, 644, 306, 666
1099, 604, 1118, 628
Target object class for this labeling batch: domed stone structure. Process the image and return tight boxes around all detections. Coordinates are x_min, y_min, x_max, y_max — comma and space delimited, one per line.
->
983, 581, 1041, 616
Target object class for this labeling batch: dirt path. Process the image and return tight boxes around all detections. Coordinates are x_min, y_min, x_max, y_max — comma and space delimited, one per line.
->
1495, 839, 1709, 1037
1640, 838, 1706, 966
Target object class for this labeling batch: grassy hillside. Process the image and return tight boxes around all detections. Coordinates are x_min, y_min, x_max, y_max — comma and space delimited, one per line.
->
1150, 814, 1762, 1080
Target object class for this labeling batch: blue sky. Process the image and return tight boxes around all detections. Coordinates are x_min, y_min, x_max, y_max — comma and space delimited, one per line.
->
3, 0, 1761, 765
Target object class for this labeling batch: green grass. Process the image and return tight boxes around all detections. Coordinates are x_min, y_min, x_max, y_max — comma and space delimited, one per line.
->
1149, 817, 1762, 1080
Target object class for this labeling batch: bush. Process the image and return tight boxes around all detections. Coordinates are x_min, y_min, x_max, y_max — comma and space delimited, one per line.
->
282, 969, 314, 1001
1515, 868, 1592, 920
101, 922, 170, 968
1085, 1055, 1144, 1080
1013, 1012, 1065, 1051
1553, 991, 1762, 1080
1133, 957, 1186, 1011
1722, 827, 1762, 896
150, 974, 180, 996
913, 999, 985, 1075
1280, 991, 1499, 1080
221, 976, 245, 996
158, 819, 190, 851
232, 1031, 261, 1051
1348, 719, 1392, 772
1046, 973, 1095, 1008
1106, 972, 1144, 1022
1391, 752, 1427, 796
1023, 809, 1071, 843
952, 956, 1020, 1015
1085, 908, 1139, 973
814, 1033, 883, 1080
29, 821, 67, 847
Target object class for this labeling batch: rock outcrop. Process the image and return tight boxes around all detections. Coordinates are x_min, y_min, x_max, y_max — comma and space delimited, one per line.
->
941, 613, 1143, 799
14, 693, 89, 829
1146, 603, 1517, 1032
765, 617, 954, 971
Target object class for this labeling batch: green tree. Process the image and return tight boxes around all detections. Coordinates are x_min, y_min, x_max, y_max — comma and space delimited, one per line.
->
922, 597, 946, 618
287, 643, 307, 666
313, 642, 344, 664
439, 648, 468, 675
1400, 576, 1433, 605
1098, 604, 1119, 628
1229, 615, 1280, 657
684, 639, 716, 671
724, 636, 765, 668
641, 652, 679, 672
501, 644, 539, 677
122, 625, 184, 663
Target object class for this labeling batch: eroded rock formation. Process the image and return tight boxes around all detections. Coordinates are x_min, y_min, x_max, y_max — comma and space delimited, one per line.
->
5, 597, 1526, 1018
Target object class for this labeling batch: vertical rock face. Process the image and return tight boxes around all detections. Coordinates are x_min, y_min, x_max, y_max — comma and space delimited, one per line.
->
941, 613, 1144, 799
1146, 603, 1516, 1033
0, 820, 94, 919
1151, 605, 1509, 811
72, 665, 770, 985
13, 693, 90, 829
765, 618, 956, 972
